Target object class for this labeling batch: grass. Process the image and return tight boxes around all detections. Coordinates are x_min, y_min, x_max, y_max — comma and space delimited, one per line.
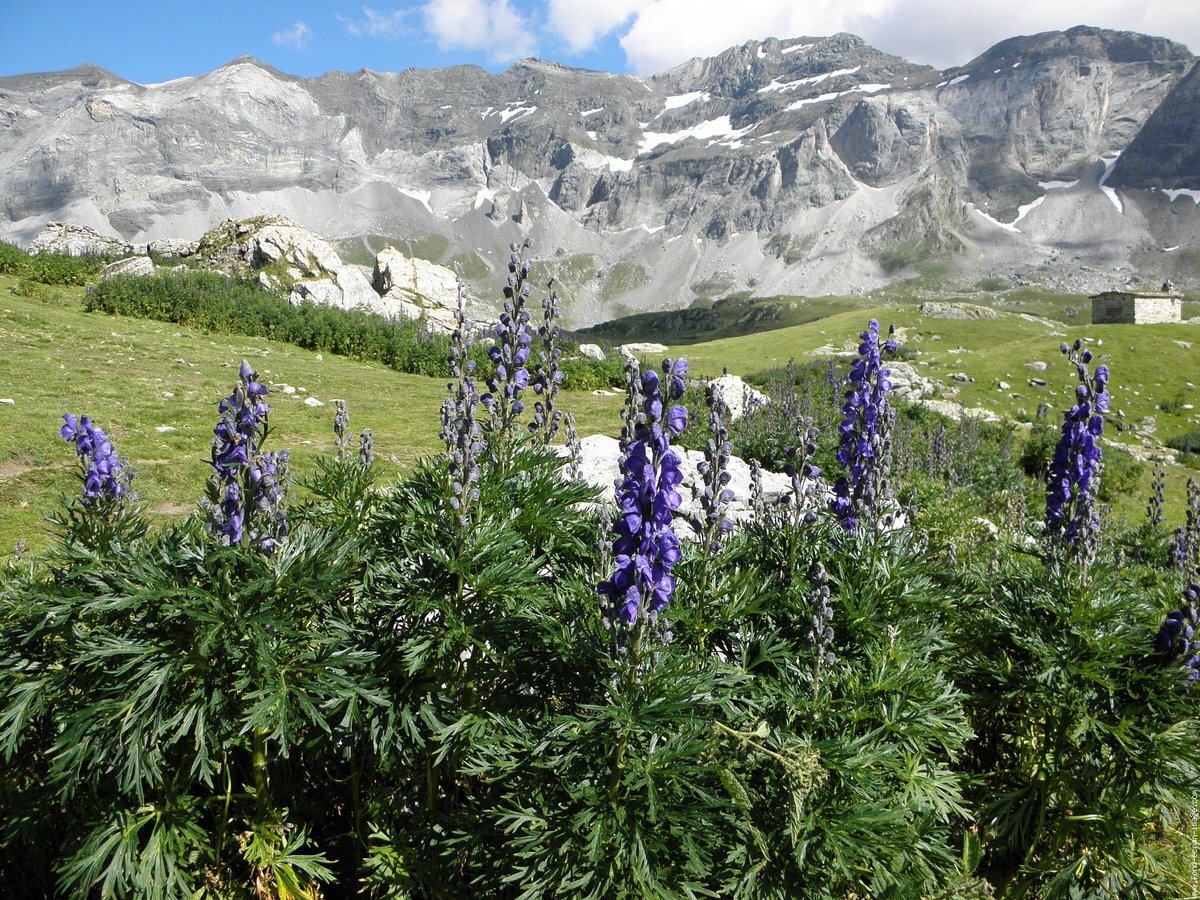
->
665, 304, 1200, 524
5, 267, 1199, 547
0, 275, 624, 554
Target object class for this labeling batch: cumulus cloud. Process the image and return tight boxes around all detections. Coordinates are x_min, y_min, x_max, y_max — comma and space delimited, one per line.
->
339, 6, 412, 39
422, 0, 538, 62
271, 21, 312, 51
537, 0, 1199, 73
545, 0, 644, 52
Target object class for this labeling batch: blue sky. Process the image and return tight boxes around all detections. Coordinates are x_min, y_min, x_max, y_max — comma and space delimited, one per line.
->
4, 0, 1198, 82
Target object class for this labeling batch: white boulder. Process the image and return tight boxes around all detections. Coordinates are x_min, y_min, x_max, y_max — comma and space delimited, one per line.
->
98, 256, 155, 280
707, 373, 769, 422
578, 343, 606, 361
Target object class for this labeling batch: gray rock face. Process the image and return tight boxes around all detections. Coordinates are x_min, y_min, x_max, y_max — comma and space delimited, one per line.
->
1, 27, 1197, 325
372, 248, 466, 332
99, 256, 154, 279
28, 222, 131, 257
1110, 60, 1200, 189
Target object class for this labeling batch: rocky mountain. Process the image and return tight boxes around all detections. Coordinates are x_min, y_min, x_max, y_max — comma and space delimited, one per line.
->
1, 26, 1198, 326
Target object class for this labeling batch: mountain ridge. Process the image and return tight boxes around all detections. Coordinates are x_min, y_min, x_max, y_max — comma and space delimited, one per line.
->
1, 26, 1197, 326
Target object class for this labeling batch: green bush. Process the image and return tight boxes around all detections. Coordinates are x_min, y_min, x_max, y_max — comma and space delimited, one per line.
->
0, 241, 112, 285
85, 271, 623, 388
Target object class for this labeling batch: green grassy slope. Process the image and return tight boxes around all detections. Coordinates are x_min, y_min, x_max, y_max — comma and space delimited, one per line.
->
0, 276, 623, 552
666, 305, 1200, 523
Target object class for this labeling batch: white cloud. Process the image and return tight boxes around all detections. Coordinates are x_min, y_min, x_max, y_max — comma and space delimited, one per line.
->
339, 7, 412, 38
271, 21, 312, 51
545, 0, 644, 52
422, 0, 538, 62
536, 0, 1200, 73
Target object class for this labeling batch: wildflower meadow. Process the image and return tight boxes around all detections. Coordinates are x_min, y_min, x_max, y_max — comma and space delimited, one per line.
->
1, 240, 1199, 899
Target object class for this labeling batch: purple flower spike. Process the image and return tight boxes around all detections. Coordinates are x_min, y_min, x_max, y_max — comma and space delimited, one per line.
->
1157, 588, 1200, 687
830, 319, 898, 535
1044, 339, 1109, 561
599, 357, 689, 626
206, 359, 289, 553
60, 412, 134, 509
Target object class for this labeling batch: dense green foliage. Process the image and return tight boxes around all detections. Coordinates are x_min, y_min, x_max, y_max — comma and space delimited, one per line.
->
0, 240, 112, 286
84, 271, 623, 386
1, 351, 1197, 897
2, 240, 1199, 898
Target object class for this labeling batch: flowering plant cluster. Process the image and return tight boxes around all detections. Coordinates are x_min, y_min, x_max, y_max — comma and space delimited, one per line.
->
831, 319, 898, 534
206, 359, 289, 553
484, 239, 535, 436
785, 417, 822, 526
1044, 339, 1109, 558
441, 280, 484, 526
599, 357, 689, 627
1156, 583, 1200, 685
60, 413, 134, 509
529, 285, 565, 441
697, 384, 734, 551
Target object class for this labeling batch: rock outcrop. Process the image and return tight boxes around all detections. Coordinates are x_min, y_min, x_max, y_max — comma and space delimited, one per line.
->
28, 223, 131, 257
371, 248, 463, 331
563, 434, 829, 537
98, 256, 154, 280
193, 215, 380, 312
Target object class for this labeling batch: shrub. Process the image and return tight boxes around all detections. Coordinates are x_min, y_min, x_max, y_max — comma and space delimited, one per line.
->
0, 241, 113, 285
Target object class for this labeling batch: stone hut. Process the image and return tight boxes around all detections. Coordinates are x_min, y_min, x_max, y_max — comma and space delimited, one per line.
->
1090, 287, 1182, 324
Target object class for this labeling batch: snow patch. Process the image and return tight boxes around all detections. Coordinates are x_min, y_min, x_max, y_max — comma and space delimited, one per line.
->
473, 188, 496, 210
972, 196, 1042, 234
663, 91, 710, 110
586, 130, 598, 140
1039, 179, 1079, 190
756, 45, 765, 59
1162, 188, 1200, 204
947, 74, 970, 86
142, 76, 195, 89
399, 188, 433, 214
498, 104, 536, 124
1165, 245, 1181, 252
781, 42, 815, 55
638, 116, 756, 155
784, 83, 890, 110
581, 106, 604, 117
1098, 155, 1123, 213
757, 65, 861, 93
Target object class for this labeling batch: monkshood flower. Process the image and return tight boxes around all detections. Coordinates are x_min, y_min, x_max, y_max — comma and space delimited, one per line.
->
564, 411, 582, 482
530, 285, 565, 442
1156, 583, 1200, 685
333, 400, 350, 462
749, 459, 767, 523
599, 357, 689, 627
831, 319, 898, 535
697, 384, 735, 551
1146, 463, 1166, 528
1044, 339, 1110, 558
206, 360, 288, 553
785, 417, 822, 526
358, 428, 375, 468
807, 562, 836, 689
60, 413, 134, 508
484, 239, 535, 436
441, 281, 483, 526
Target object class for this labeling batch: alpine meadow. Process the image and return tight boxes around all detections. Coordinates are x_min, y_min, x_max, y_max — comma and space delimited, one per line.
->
3, 12, 1200, 900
